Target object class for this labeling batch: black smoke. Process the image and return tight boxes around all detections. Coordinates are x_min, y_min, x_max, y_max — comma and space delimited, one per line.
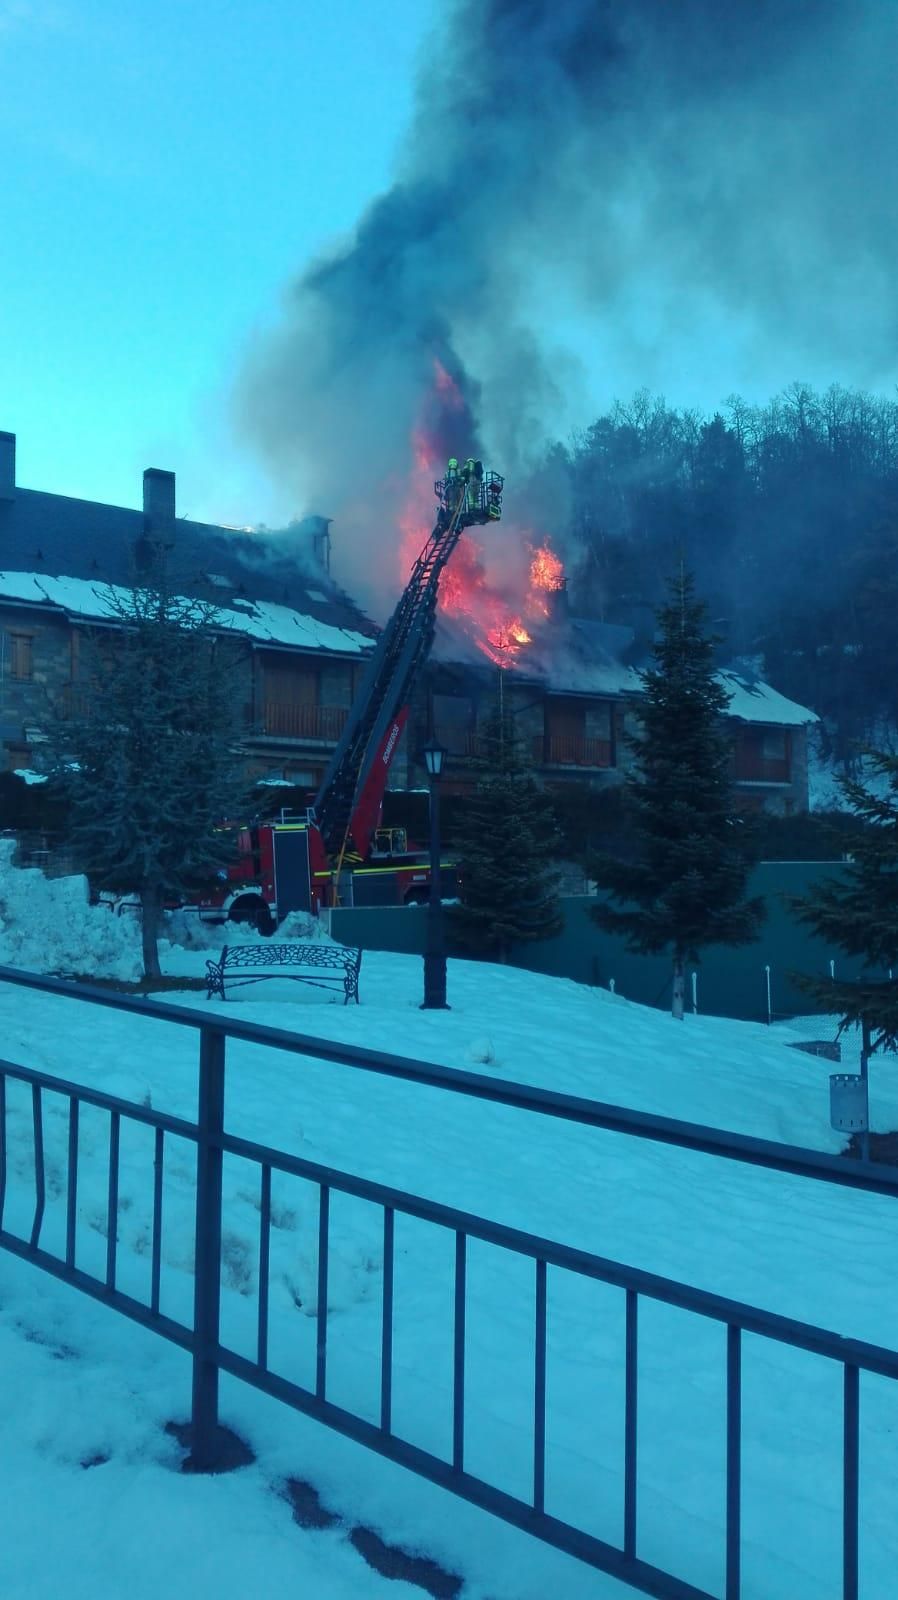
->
236, 0, 897, 610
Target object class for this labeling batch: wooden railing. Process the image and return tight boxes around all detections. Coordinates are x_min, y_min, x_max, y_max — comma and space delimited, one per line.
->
433, 727, 480, 757
732, 751, 791, 784
59, 684, 91, 719
433, 731, 615, 768
260, 703, 348, 741
534, 735, 613, 769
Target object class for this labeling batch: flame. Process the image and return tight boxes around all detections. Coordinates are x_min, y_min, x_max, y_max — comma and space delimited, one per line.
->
530, 542, 565, 592
433, 358, 466, 409
398, 362, 567, 667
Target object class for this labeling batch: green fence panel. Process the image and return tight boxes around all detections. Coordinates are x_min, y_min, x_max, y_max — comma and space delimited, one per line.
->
330, 862, 872, 1022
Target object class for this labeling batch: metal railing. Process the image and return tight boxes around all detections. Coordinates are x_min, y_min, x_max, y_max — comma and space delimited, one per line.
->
259, 702, 349, 741
0, 962, 896, 1600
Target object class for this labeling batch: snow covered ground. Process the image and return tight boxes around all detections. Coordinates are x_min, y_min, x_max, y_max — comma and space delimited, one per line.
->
2, 848, 898, 1599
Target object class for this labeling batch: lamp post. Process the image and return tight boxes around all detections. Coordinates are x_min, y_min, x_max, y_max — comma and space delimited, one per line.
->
421, 737, 449, 1010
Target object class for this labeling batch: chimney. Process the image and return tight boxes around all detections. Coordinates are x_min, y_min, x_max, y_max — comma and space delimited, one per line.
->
0, 431, 15, 500
142, 467, 176, 529
312, 517, 332, 574
294, 513, 332, 573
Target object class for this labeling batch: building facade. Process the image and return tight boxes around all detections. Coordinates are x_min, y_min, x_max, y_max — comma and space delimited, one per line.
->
0, 429, 817, 824
409, 636, 816, 816
0, 433, 376, 797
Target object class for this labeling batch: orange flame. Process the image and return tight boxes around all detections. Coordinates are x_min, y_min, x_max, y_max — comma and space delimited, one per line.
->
399, 364, 567, 666
530, 542, 565, 592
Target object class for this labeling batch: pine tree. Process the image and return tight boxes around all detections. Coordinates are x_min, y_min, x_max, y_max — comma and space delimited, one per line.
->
791, 751, 898, 1049
448, 692, 562, 962
51, 577, 250, 978
590, 566, 764, 1018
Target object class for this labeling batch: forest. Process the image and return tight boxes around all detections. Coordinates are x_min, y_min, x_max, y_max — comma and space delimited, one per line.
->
546, 382, 898, 767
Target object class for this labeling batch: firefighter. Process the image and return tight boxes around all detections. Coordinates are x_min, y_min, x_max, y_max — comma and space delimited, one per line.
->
487, 476, 502, 518
463, 457, 484, 514
443, 457, 460, 511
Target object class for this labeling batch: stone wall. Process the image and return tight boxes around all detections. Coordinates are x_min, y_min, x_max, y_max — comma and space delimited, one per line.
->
0, 608, 74, 766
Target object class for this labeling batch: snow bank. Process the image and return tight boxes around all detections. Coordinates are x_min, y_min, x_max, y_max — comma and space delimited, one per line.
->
0, 840, 143, 981
4, 840, 898, 1598
0, 841, 335, 982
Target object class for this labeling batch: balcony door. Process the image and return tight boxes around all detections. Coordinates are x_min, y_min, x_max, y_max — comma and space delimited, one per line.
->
261, 660, 319, 739
543, 698, 613, 767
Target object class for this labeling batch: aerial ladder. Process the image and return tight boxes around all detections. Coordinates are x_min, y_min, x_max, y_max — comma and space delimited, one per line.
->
183, 459, 504, 928
310, 458, 504, 890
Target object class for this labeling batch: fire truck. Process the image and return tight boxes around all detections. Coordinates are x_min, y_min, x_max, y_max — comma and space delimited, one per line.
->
191, 460, 504, 931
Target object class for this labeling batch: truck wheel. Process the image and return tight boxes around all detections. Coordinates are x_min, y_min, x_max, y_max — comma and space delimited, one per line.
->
229, 898, 274, 937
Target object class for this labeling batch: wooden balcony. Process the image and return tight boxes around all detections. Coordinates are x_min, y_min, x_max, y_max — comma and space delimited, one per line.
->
59, 684, 91, 719
433, 727, 480, 757
258, 702, 348, 742
534, 735, 614, 769
432, 730, 615, 769
732, 751, 791, 784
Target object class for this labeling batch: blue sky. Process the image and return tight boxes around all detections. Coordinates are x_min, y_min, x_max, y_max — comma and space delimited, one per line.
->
0, 0, 436, 524
3, 1, 895, 534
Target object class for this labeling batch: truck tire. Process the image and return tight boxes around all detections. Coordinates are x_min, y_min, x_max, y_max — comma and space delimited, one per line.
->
229, 897, 275, 937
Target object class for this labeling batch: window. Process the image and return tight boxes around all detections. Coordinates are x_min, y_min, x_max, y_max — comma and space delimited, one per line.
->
732, 727, 791, 783
263, 661, 318, 704
9, 633, 33, 680
761, 728, 787, 760
543, 697, 613, 768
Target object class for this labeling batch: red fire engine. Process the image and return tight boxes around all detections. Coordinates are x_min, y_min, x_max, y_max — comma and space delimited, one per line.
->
190, 460, 504, 932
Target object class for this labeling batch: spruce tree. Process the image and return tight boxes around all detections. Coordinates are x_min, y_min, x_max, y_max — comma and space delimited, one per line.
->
791, 751, 898, 1049
448, 692, 562, 963
51, 577, 250, 978
590, 567, 764, 1018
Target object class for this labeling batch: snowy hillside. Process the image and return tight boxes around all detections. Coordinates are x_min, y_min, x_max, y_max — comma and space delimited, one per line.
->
807, 723, 898, 812
1, 850, 897, 1599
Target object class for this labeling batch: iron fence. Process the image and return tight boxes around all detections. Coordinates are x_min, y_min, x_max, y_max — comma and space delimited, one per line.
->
1, 963, 897, 1600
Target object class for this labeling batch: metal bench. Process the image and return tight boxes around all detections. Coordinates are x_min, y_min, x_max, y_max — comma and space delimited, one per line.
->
205, 942, 362, 1005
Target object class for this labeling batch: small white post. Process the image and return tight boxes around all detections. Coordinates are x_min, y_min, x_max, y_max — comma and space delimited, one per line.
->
609, 978, 616, 995
830, 959, 836, 980
765, 965, 772, 1025
691, 971, 698, 1014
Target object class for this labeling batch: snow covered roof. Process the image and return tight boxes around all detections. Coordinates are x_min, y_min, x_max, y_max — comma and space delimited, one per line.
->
0, 485, 376, 639
431, 613, 817, 716
432, 612, 644, 696
716, 670, 819, 727
0, 571, 374, 657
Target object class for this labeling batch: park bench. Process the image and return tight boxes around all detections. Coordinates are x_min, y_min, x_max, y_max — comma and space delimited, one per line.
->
205, 942, 362, 1005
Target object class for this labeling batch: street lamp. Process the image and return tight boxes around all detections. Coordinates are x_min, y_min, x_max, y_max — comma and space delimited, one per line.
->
421, 737, 449, 1010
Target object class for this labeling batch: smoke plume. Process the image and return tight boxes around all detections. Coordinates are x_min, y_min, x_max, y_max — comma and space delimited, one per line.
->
236, 0, 897, 614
